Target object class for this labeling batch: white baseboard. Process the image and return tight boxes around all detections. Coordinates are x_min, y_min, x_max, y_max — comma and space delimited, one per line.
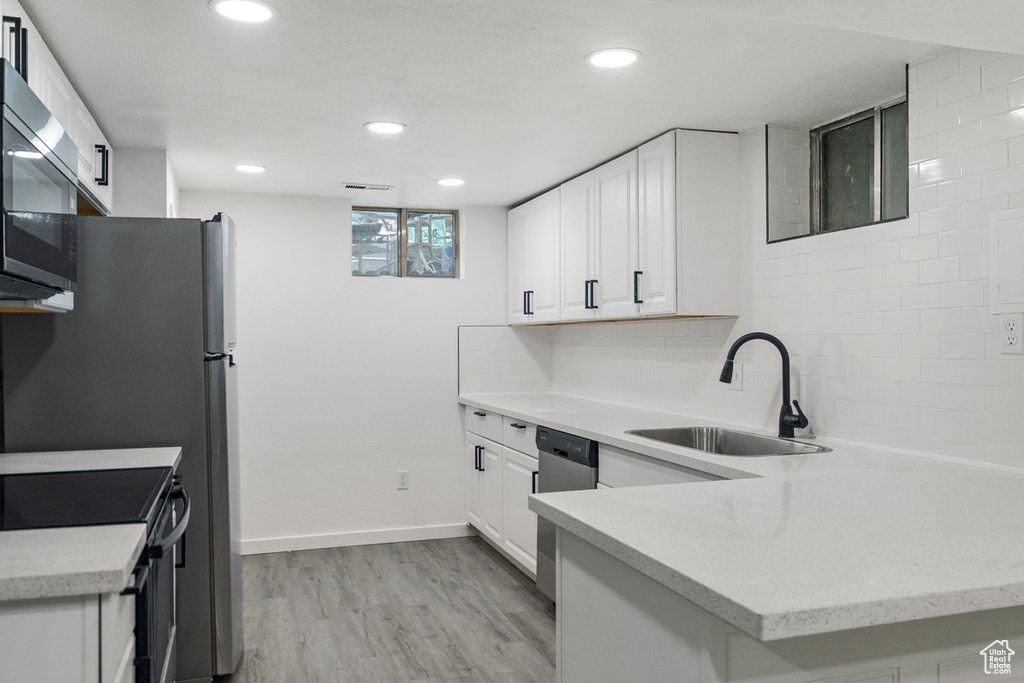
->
240, 523, 477, 556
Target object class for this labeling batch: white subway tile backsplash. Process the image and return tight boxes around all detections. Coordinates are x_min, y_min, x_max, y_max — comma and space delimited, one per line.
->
901, 284, 941, 309
981, 162, 1024, 198
918, 102, 962, 137
917, 155, 961, 185
940, 333, 987, 359
937, 69, 981, 106
960, 140, 1008, 175
899, 234, 939, 261
918, 256, 960, 284
959, 87, 1009, 124
960, 196, 1008, 228
980, 108, 1024, 145
916, 49, 961, 88
980, 54, 1024, 90
936, 121, 982, 156
940, 280, 985, 308
936, 176, 983, 206
882, 262, 920, 288
958, 49, 1005, 73
909, 134, 938, 164
938, 227, 985, 256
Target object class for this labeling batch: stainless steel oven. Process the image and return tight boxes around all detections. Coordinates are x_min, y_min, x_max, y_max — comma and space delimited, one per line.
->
0, 59, 78, 299
125, 474, 190, 683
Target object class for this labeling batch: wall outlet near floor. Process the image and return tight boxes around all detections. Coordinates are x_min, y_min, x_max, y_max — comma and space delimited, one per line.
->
724, 362, 743, 390
1001, 314, 1024, 355
397, 470, 410, 490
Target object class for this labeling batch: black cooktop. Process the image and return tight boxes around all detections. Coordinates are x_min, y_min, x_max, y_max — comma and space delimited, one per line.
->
0, 466, 173, 531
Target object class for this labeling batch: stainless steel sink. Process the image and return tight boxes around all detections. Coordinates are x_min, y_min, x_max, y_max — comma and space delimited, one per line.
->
625, 426, 831, 456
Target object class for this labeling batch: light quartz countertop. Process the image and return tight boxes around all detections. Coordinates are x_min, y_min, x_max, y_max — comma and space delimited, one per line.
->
0, 447, 182, 601
459, 392, 1024, 641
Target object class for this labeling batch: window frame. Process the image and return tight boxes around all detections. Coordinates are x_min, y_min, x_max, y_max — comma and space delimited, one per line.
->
351, 206, 459, 278
809, 94, 908, 235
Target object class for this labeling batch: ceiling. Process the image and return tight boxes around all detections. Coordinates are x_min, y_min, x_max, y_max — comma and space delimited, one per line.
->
19, 0, 1024, 208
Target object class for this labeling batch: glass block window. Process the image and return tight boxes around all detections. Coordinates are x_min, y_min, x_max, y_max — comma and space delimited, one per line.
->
352, 208, 458, 277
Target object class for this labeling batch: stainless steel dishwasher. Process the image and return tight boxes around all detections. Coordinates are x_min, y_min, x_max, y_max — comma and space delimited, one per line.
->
535, 425, 598, 602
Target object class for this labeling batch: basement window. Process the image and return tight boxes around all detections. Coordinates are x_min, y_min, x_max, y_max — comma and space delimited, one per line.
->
810, 97, 908, 234
351, 208, 458, 277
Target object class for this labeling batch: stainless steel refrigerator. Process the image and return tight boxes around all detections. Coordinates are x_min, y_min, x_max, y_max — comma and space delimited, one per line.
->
1, 214, 243, 683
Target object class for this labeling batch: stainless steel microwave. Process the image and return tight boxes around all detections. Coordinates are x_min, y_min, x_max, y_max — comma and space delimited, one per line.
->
0, 59, 78, 299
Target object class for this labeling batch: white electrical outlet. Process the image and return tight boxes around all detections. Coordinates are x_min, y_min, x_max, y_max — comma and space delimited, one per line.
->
725, 362, 743, 391
397, 470, 410, 490
1001, 314, 1024, 355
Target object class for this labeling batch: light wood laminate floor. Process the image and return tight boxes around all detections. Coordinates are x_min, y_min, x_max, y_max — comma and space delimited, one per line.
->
225, 536, 556, 683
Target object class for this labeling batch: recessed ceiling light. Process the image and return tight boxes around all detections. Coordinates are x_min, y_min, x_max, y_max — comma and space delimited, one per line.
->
438, 178, 465, 187
209, 0, 276, 23
235, 164, 266, 173
586, 48, 641, 68
365, 121, 407, 135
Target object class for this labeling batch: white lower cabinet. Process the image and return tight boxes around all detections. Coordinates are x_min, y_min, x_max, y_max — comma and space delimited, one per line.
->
501, 446, 539, 575
466, 409, 540, 579
0, 591, 135, 683
466, 432, 503, 546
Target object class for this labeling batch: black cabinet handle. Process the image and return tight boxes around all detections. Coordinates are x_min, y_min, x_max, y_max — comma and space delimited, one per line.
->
3, 16, 27, 81
523, 290, 528, 315
527, 290, 534, 315
585, 280, 599, 309
633, 271, 643, 304
474, 444, 483, 471
473, 411, 486, 417
95, 144, 110, 186
532, 471, 538, 495
510, 423, 527, 429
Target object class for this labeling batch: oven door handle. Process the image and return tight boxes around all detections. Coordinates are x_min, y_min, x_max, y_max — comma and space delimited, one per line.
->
153, 482, 191, 558
121, 564, 149, 596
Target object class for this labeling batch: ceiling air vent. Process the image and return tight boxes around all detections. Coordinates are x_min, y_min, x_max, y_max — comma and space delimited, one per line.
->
344, 183, 394, 192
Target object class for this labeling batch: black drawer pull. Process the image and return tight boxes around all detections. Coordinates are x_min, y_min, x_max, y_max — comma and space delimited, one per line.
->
473, 411, 486, 417
510, 423, 527, 429
633, 270, 642, 304
532, 471, 538, 495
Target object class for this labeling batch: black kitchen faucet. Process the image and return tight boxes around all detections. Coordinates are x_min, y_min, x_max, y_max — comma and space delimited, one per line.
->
719, 332, 808, 439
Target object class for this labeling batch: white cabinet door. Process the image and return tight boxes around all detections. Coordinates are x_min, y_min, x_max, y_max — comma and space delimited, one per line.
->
0, 594, 101, 683
507, 187, 560, 324
501, 446, 539, 575
559, 170, 596, 321
561, 151, 639, 321
593, 150, 639, 320
638, 131, 677, 316
466, 432, 502, 545
73, 97, 114, 214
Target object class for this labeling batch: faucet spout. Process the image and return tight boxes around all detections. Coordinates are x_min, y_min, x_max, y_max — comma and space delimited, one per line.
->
720, 332, 808, 439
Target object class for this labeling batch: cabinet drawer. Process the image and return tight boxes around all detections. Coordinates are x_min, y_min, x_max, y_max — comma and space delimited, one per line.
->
466, 408, 502, 441
599, 444, 724, 488
502, 417, 537, 454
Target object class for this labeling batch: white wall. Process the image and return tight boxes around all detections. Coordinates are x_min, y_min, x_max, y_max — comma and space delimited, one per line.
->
548, 47, 1024, 470
179, 191, 507, 553
113, 148, 179, 218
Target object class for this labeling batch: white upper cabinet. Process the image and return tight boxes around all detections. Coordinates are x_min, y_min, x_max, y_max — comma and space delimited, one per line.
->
559, 170, 596, 321
510, 128, 740, 325
637, 132, 677, 316
72, 96, 114, 214
507, 187, 560, 324
1, 0, 114, 214
560, 150, 639, 321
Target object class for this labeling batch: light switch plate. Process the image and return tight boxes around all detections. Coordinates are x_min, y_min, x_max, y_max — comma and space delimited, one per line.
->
1000, 313, 1024, 355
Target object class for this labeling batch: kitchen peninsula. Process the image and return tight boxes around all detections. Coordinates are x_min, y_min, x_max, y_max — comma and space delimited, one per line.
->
460, 392, 1024, 683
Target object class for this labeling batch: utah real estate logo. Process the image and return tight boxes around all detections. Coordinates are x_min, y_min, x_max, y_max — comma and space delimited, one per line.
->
981, 640, 1015, 675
